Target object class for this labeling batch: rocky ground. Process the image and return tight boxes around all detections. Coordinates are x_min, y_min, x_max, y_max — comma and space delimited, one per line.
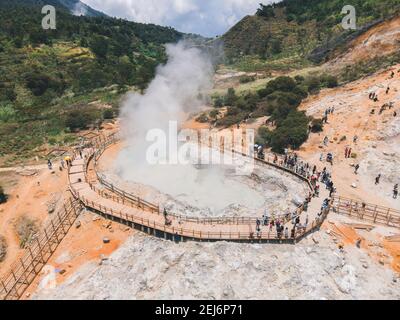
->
299, 65, 400, 210
32, 212, 400, 300
0, 164, 68, 277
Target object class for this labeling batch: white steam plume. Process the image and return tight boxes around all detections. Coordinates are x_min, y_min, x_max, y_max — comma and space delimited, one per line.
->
118, 41, 213, 164
113, 41, 265, 215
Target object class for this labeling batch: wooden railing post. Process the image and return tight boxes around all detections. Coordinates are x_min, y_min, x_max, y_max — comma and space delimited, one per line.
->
1, 280, 7, 294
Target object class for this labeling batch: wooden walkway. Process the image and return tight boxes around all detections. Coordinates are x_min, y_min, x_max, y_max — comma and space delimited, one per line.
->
2, 132, 399, 300
68, 134, 331, 243
0, 199, 82, 300
332, 196, 400, 229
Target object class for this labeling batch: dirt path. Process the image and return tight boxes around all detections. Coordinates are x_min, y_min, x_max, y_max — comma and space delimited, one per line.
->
0, 164, 48, 173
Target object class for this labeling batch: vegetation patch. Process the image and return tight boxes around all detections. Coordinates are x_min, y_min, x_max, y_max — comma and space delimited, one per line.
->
15, 216, 39, 249
0, 2, 184, 157
0, 235, 6, 262
211, 75, 339, 153
220, 1, 400, 72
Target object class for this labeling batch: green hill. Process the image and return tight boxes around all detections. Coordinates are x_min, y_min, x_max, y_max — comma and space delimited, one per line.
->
0, 0, 106, 17
0, 1, 183, 162
220, 0, 400, 69
207, 0, 400, 155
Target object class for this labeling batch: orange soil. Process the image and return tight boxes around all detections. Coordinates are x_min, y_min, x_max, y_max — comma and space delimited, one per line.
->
321, 219, 400, 272
383, 240, 400, 273
0, 124, 132, 299
22, 213, 133, 299
0, 167, 68, 277
298, 65, 400, 209
328, 16, 400, 70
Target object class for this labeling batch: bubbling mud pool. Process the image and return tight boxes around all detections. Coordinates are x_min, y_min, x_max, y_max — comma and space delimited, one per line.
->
97, 143, 310, 218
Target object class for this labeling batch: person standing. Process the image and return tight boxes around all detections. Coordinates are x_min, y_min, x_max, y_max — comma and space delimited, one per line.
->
393, 184, 398, 199
375, 174, 381, 185
354, 164, 360, 174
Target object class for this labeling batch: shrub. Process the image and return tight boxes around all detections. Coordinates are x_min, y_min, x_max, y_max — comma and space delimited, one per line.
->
239, 75, 256, 84
196, 113, 209, 123
216, 112, 248, 127
256, 126, 272, 146
65, 110, 96, 131
25, 73, 64, 97
103, 109, 114, 120
89, 35, 109, 60
294, 75, 305, 84
209, 109, 220, 119
305, 76, 321, 94
225, 88, 237, 106
310, 118, 324, 133
321, 74, 338, 88
227, 106, 240, 116
213, 96, 224, 108
265, 76, 297, 94
269, 111, 310, 153
0, 104, 16, 123
16, 216, 39, 249
0, 235, 6, 262
0, 186, 7, 204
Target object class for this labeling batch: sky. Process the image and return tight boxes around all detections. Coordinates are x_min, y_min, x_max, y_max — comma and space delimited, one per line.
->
81, 0, 277, 37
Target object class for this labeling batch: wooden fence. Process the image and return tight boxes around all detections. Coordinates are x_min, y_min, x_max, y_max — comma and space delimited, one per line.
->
89, 133, 310, 227
70, 134, 331, 242
0, 198, 82, 300
93, 173, 297, 226
78, 191, 331, 243
332, 196, 400, 229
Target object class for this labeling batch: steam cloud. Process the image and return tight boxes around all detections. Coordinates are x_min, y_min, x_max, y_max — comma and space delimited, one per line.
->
114, 41, 265, 214
118, 41, 213, 164
72, 2, 89, 16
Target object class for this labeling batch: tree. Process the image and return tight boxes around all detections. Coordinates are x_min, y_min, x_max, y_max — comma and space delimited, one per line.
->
256, 4, 275, 18
270, 38, 282, 55
65, 110, 95, 131
310, 118, 324, 133
209, 109, 219, 119
256, 126, 272, 146
265, 76, 297, 93
89, 35, 109, 60
213, 96, 224, 108
322, 74, 338, 88
25, 73, 50, 96
103, 109, 114, 120
306, 76, 321, 94
116, 57, 135, 85
225, 88, 237, 106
